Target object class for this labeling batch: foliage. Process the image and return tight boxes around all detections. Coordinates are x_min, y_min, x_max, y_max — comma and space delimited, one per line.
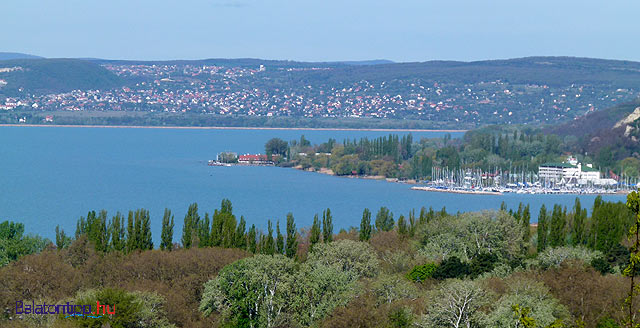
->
537, 246, 604, 269
200, 255, 297, 328
376, 207, 395, 232
69, 288, 176, 328
417, 279, 488, 328
432, 256, 470, 280
360, 208, 373, 241
406, 263, 438, 282
0, 220, 50, 267
484, 278, 570, 328
418, 210, 524, 263
371, 274, 418, 305
306, 240, 380, 279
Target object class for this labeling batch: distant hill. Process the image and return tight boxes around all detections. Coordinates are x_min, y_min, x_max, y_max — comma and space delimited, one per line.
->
271, 56, 640, 89
0, 52, 43, 60
334, 59, 395, 66
549, 99, 640, 161
0, 58, 122, 96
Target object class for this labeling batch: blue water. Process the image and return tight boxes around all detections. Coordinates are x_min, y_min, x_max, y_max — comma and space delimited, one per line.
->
0, 126, 626, 243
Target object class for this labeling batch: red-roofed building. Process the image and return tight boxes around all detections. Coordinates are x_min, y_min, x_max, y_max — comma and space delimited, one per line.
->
238, 154, 279, 164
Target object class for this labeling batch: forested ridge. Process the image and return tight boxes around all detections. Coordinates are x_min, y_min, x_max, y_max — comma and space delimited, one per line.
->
2, 193, 640, 327
269, 126, 640, 181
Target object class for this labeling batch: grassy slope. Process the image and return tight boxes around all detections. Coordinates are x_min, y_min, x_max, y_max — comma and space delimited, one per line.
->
0, 58, 122, 96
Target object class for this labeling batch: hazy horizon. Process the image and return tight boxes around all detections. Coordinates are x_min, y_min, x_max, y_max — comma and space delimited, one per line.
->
2, 0, 639, 63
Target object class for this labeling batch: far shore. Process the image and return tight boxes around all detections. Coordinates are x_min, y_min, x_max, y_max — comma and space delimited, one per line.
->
0, 123, 468, 133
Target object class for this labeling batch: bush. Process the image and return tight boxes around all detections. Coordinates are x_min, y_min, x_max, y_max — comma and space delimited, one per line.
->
537, 246, 603, 269
591, 257, 613, 275
406, 263, 437, 282
432, 256, 469, 280
469, 252, 499, 278
306, 240, 380, 279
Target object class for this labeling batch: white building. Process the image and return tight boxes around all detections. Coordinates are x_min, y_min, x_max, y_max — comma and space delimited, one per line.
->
539, 157, 602, 185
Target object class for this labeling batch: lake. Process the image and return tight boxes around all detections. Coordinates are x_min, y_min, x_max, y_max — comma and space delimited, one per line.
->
0, 126, 627, 242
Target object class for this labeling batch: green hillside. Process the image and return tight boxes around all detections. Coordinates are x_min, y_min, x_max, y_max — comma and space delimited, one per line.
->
0, 58, 122, 97
549, 99, 640, 164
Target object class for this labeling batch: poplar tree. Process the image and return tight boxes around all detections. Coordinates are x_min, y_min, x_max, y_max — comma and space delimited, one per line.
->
160, 208, 174, 251
322, 208, 333, 243
221, 214, 237, 248
623, 190, 640, 326
276, 221, 284, 254
126, 210, 135, 252
522, 204, 531, 242
139, 209, 153, 250
375, 206, 394, 232
310, 214, 321, 251
134, 210, 142, 249
261, 220, 275, 255
110, 212, 126, 252
537, 205, 548, 253
198, 213, 211, 247
419, 206, 427, 225
397, 214, 408, 237
549, 204, 566, 247
210, 209, 223, 247
408, 209, 416, 237
572, 198, 587, 246
359, 208, 372, 241
247, 224, 257, 253
234, 216, 247, 249
55, 225, 67, 249
285, 213, 297, 258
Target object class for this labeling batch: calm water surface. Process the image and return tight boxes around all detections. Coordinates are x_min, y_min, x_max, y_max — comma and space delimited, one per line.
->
0, 127, 626, 242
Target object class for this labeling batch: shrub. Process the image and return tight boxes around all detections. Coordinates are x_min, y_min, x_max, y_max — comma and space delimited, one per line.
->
537, 246, 603, 269
432, 256, 469, 280
406, 263, 437, 282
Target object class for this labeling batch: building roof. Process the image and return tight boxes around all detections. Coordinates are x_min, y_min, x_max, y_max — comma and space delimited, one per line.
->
540, 162, 576, 168
581, 166, 599, 172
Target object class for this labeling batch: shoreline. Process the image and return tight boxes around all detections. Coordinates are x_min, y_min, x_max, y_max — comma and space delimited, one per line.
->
0, 124, 468, 133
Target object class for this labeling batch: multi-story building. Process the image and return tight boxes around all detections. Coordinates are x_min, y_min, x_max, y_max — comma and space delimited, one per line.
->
538, 157, 602, 185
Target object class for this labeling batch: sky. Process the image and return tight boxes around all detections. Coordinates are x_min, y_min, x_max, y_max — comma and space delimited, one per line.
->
1, 0, 639, 63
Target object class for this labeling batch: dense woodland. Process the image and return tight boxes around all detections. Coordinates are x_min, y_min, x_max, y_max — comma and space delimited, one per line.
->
1, 192, 640, 327
273, 128, 640, 182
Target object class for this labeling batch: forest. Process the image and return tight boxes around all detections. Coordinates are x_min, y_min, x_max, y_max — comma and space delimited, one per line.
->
272, 128, 640, 182
1, 192, 640, 328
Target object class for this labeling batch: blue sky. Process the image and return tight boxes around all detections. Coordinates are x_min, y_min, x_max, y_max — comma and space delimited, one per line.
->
1, 0, 638, 62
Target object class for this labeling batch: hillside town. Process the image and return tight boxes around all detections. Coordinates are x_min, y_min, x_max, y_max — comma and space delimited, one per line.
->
1, 62, 638, 125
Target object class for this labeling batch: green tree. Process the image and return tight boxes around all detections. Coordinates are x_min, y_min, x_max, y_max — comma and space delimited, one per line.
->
549, 205, 567, 248
126, 210, 135, 252
261, 220, 275, 255
138, 209, 153, 250
265, 137, 289, 158
200, 255, 297, 328
1, 221, 49, 266
181, 203, 199, 249
276, 221, 284, 255
322, 208, 333, 243
55, 225, 70, 250
110, 212, 125, 252
623, 190, 640, 327
522, 204, 531, 242
359, 208, 372, 241
160, 208, 174, 251
375, 206, 395, 232
310, 214, 321, 251
198, 213, 211, 247
234, 216, 247, 249
572, 198, 587, 246
285, 213, 298, 258
247, 224, 257, 253
397, 214, 408, 237
537, 205, 549, 253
